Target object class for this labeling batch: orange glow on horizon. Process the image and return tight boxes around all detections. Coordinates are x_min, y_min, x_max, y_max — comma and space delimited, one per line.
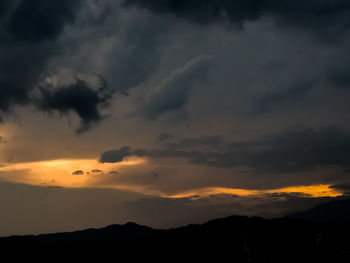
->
168, 184, 342, 199
0, 158, 343, 198
0, 157, 146, 188
270, 184, 341, 198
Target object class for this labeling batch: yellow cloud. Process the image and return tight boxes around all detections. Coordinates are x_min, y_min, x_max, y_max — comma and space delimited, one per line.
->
0, 158, 343, 199
0, 157, 146, 188
168, 184, 342, 199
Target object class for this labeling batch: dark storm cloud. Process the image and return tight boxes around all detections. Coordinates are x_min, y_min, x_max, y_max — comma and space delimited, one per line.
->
0, 0, 114, 132
6, 0, 81, 42
123, 0, 350, 36
0, 0, 13, 16
37, 77, 112, 134
100, 127, 350, 173
0, 0, 82, 116
0, 43, 53, 117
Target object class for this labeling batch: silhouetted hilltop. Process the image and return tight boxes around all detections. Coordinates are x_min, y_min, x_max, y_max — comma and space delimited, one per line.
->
288, 198, 350, 222
1, 215, 350, 262
29, 222, 154, 243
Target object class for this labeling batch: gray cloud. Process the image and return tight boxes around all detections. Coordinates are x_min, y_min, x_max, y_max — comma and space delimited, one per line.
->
36, 74, 112, 134
330, 184, 350, 194
163, 135, 226, 151
100, 146, 132, 163
100, 127, 350, 173
6, 0, 81, 42
123, 0, 350, 38
255, 80, 316, 113
140, 55, 215, 120
0, 0, 176, 131
0, 0, 108, 131
100, 146, 147, 163
0, 41, 52, 117
156, 132, 173, 142
1, 0, 350, 133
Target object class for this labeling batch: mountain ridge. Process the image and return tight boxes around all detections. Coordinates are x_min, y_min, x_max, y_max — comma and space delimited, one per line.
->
2, 207, 350, 262
287, 198, 350, 221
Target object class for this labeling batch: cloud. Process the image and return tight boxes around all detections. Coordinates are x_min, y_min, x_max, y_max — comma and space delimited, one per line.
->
100, 146, 132, 163
0, 0, 173, 131
100, 127, 350, 173
6, 0, 81, 42
255, 80, 316, 113
123, 0, 350, 37
164, 135, 226, 151
0, 43, 48, 116
330, 184, 350, 194
156, 132, 173, 142
72, 170, 84, 175
99, 146, 147, 163
36, 72, 112, 134
163, 127, 350, 173
140, 55, 215, 120
0, 0, 97, 129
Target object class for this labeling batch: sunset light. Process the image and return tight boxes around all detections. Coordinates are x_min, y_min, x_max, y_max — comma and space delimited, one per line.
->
168, 184, 342, 199
0, 157, 146, 188
1, 2, 350, 260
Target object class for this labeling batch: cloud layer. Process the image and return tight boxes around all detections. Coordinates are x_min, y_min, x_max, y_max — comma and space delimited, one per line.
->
100, 127, 350, 173
123, 0, 350, 36
0, 0, 103, 130
141, 55, 215, 120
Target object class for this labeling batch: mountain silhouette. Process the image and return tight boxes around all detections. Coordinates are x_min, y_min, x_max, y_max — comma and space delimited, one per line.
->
1, 215, 350, 262
288, 198, 350, 222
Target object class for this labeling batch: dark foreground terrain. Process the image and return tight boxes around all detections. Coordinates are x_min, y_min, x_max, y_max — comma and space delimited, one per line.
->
2, 200, 350, 262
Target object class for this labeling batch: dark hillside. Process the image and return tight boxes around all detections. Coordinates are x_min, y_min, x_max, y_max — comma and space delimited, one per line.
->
1, 215, 350, 262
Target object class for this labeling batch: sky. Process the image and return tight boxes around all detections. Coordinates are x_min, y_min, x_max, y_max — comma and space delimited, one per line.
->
1, 0, 350, 236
